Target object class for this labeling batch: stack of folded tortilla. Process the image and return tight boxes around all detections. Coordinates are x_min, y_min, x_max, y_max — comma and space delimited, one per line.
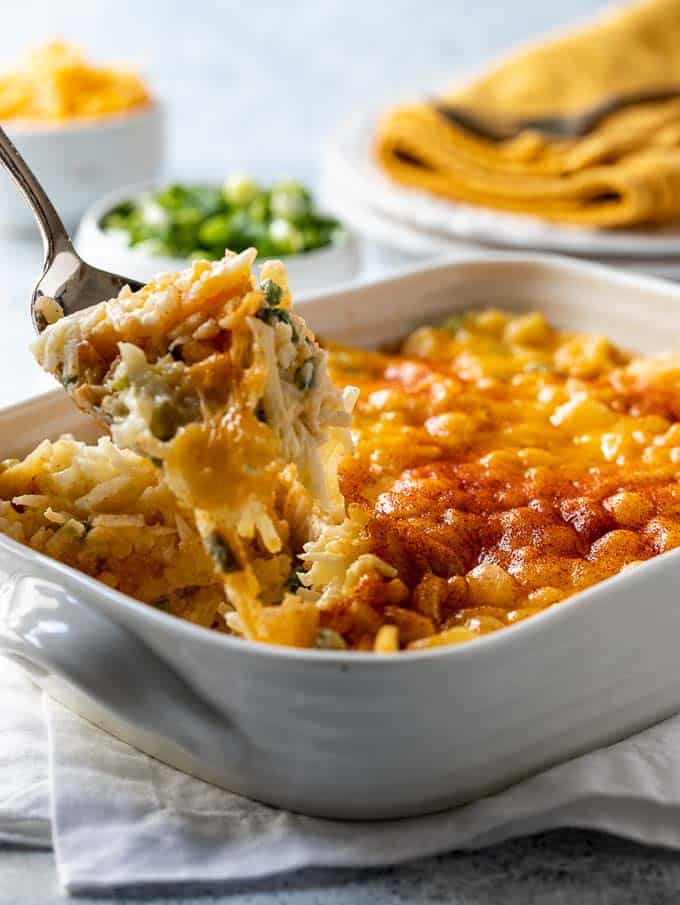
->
375, 0, 680, 228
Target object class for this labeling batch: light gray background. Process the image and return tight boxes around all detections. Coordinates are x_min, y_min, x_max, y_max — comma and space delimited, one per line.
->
7, 1, 680, 903
0, 0, 610, 404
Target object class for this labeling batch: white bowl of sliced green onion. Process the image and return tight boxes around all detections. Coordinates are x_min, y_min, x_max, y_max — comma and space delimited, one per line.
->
75, 176, 360, 294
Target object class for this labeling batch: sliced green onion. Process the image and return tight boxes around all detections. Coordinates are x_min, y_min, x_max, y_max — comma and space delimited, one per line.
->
222, 174, 259, 206
207, 533, 240, 573
316, 628, 347, 650
256, 305, 297, 340
262, 279, 282, 306
100, 178, 342, 261
295, 360, 315, 391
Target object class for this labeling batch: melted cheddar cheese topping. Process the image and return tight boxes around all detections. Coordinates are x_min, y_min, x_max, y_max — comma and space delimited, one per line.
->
322, 308, 680, 649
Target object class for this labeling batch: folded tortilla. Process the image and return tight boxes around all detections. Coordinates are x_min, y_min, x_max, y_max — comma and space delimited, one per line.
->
375, 0, 680, 227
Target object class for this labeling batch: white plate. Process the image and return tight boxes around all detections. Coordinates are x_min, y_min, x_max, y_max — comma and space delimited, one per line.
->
326, 111, 680, 259
3, 254, 680, 819
321, 167, 680, 280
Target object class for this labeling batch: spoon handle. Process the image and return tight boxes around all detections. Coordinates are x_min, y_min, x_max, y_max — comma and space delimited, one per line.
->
0, 125, 73, 262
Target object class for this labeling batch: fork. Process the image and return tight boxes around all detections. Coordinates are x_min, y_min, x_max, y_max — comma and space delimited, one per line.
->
434, 86, 680, 142
0, 124, 143, 332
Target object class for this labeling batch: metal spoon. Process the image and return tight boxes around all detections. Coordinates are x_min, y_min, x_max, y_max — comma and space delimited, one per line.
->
0, 124, 143, 333
434, 86, 680, 143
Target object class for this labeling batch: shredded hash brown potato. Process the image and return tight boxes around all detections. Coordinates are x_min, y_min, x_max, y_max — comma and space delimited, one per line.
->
31, 251, 353, 645
0, 436, 224, 626
10, 264, 680, 652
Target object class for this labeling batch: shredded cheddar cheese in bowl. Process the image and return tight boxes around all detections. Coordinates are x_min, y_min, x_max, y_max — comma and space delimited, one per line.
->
0, 41, 150, 122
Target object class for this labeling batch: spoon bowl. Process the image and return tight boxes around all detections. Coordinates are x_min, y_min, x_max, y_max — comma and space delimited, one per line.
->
0, 124, 142, 332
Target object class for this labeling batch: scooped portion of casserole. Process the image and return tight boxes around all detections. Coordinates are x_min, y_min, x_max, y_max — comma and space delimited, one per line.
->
31, 250, 355, 645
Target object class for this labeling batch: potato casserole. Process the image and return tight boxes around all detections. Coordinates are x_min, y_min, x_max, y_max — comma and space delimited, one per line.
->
3, 252, 680, 652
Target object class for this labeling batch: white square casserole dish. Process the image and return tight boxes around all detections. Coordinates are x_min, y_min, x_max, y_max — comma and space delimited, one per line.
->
2, 253, 680, 821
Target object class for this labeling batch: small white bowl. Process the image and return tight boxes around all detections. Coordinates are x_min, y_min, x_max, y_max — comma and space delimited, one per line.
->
0, 104, 164, 232
75, 182, 360, 295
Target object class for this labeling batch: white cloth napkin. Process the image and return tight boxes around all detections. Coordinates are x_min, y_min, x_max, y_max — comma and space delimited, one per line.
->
6, 655, 680, 895
0, 659, 51, 848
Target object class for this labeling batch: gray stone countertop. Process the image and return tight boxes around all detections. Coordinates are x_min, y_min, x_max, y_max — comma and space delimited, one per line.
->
6, 829, 680, 904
